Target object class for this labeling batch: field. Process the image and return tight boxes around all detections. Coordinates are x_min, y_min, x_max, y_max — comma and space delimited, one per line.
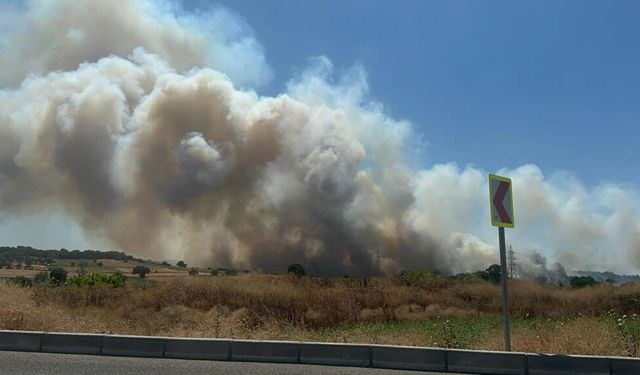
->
0, 258, 189, 279
1, 272, 640, 357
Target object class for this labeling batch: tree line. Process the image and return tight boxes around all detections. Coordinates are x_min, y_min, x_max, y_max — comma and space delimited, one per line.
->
0, 246, 139, 266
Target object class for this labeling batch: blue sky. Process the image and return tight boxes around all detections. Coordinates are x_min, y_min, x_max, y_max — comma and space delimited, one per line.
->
186, 0, 640, 186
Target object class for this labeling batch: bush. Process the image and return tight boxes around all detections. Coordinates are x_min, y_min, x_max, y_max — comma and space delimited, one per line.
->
49, 267, 68, 285
33, 271, 50, 285
12, 276, 32, 287
211, 268, 238, 277
188, 268, 199, 276
67, 272, 127, 288
132, 266, 151, 279
287, 264, 306, 277
570, 276, 599, 288
398, 271, 447, 288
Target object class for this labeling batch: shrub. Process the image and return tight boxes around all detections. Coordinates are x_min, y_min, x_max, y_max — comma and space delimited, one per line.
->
211, 268, 238, 277
132, 266, 151, 279
398, 271, 447, 289
12, 276, 32, 287
49, 267, 68, 285
188, 268, 199, 276
67, 272, 127, 288
614, 313, 640, 356
33, 271, 50, 285
287, 264, 306, 277
570, 276, 599, 288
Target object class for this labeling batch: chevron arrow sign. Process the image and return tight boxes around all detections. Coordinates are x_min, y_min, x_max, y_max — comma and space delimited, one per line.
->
489, 174, 515, 228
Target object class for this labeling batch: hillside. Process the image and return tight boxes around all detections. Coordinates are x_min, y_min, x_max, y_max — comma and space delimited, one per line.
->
0, 246, 190, 279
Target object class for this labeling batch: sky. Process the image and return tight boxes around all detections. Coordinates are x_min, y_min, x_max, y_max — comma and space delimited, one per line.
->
0, 0, 639, 275
188, 0, 640, 186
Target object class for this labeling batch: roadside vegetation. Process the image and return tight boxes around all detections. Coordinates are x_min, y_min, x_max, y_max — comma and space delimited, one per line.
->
1, 266, 640, 357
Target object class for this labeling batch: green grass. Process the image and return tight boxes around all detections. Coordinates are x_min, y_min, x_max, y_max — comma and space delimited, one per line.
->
308, 316, 602, 350
310, 317, 502, 348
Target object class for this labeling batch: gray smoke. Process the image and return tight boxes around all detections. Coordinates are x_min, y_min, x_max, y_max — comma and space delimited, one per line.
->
518, 251, 569, 283
1, 1, 640, 276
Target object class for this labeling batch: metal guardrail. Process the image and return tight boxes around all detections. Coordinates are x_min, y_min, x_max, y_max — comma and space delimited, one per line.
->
0, 330, 637, 374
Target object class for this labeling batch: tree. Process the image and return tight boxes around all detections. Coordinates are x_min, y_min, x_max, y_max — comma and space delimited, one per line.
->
570, 276, 599, 288
483, 264, 502, 284
132, 266, 151, 279
49, 267, 68, 285
188, 267, 199, 276
287, 264, 306, 277
177, 260, 187, 268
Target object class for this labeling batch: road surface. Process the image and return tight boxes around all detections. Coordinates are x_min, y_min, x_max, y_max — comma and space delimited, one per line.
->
0, 351, 465, 374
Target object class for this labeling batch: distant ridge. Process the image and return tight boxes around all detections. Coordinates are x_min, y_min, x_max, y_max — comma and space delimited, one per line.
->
0, 245, 140, 264
574, 270, 640, 285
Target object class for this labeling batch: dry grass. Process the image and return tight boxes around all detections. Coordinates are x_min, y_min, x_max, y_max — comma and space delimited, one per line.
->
479, 318, 622, 356
1, 275, 639, 356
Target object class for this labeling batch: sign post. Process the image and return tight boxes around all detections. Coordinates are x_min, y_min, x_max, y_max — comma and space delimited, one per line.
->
489, 174, 514, 352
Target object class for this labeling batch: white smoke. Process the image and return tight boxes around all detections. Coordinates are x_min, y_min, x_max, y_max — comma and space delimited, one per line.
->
1, 0, 639, 275
0, 0, 271, 88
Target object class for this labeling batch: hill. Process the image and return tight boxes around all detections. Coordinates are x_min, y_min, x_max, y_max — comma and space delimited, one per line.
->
0, 246, 191, 279
574, 270, 640, 285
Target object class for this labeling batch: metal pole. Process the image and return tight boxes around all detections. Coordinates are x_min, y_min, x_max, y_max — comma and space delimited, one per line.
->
498, 226, 511, 351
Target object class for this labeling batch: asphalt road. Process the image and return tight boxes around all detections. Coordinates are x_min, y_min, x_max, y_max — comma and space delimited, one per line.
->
0, 351, 465, 375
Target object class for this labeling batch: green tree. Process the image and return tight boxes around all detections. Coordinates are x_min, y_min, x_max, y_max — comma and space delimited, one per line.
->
177, 260, 187, 268
132, 266, 151, 279
570, 276, 599, 288
49, 267, 68, 285
483, 264, 502, 284
287, 263, 306, 277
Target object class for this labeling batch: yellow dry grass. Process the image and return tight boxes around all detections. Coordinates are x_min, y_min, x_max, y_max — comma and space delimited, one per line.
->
0, 275, 638, 357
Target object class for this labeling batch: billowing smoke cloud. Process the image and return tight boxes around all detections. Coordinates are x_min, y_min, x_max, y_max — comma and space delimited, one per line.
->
1, 1, 640, 276
517, 251, 568, 283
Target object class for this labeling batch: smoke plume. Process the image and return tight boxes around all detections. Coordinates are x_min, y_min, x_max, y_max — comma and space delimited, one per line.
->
1, 1, 640, 275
